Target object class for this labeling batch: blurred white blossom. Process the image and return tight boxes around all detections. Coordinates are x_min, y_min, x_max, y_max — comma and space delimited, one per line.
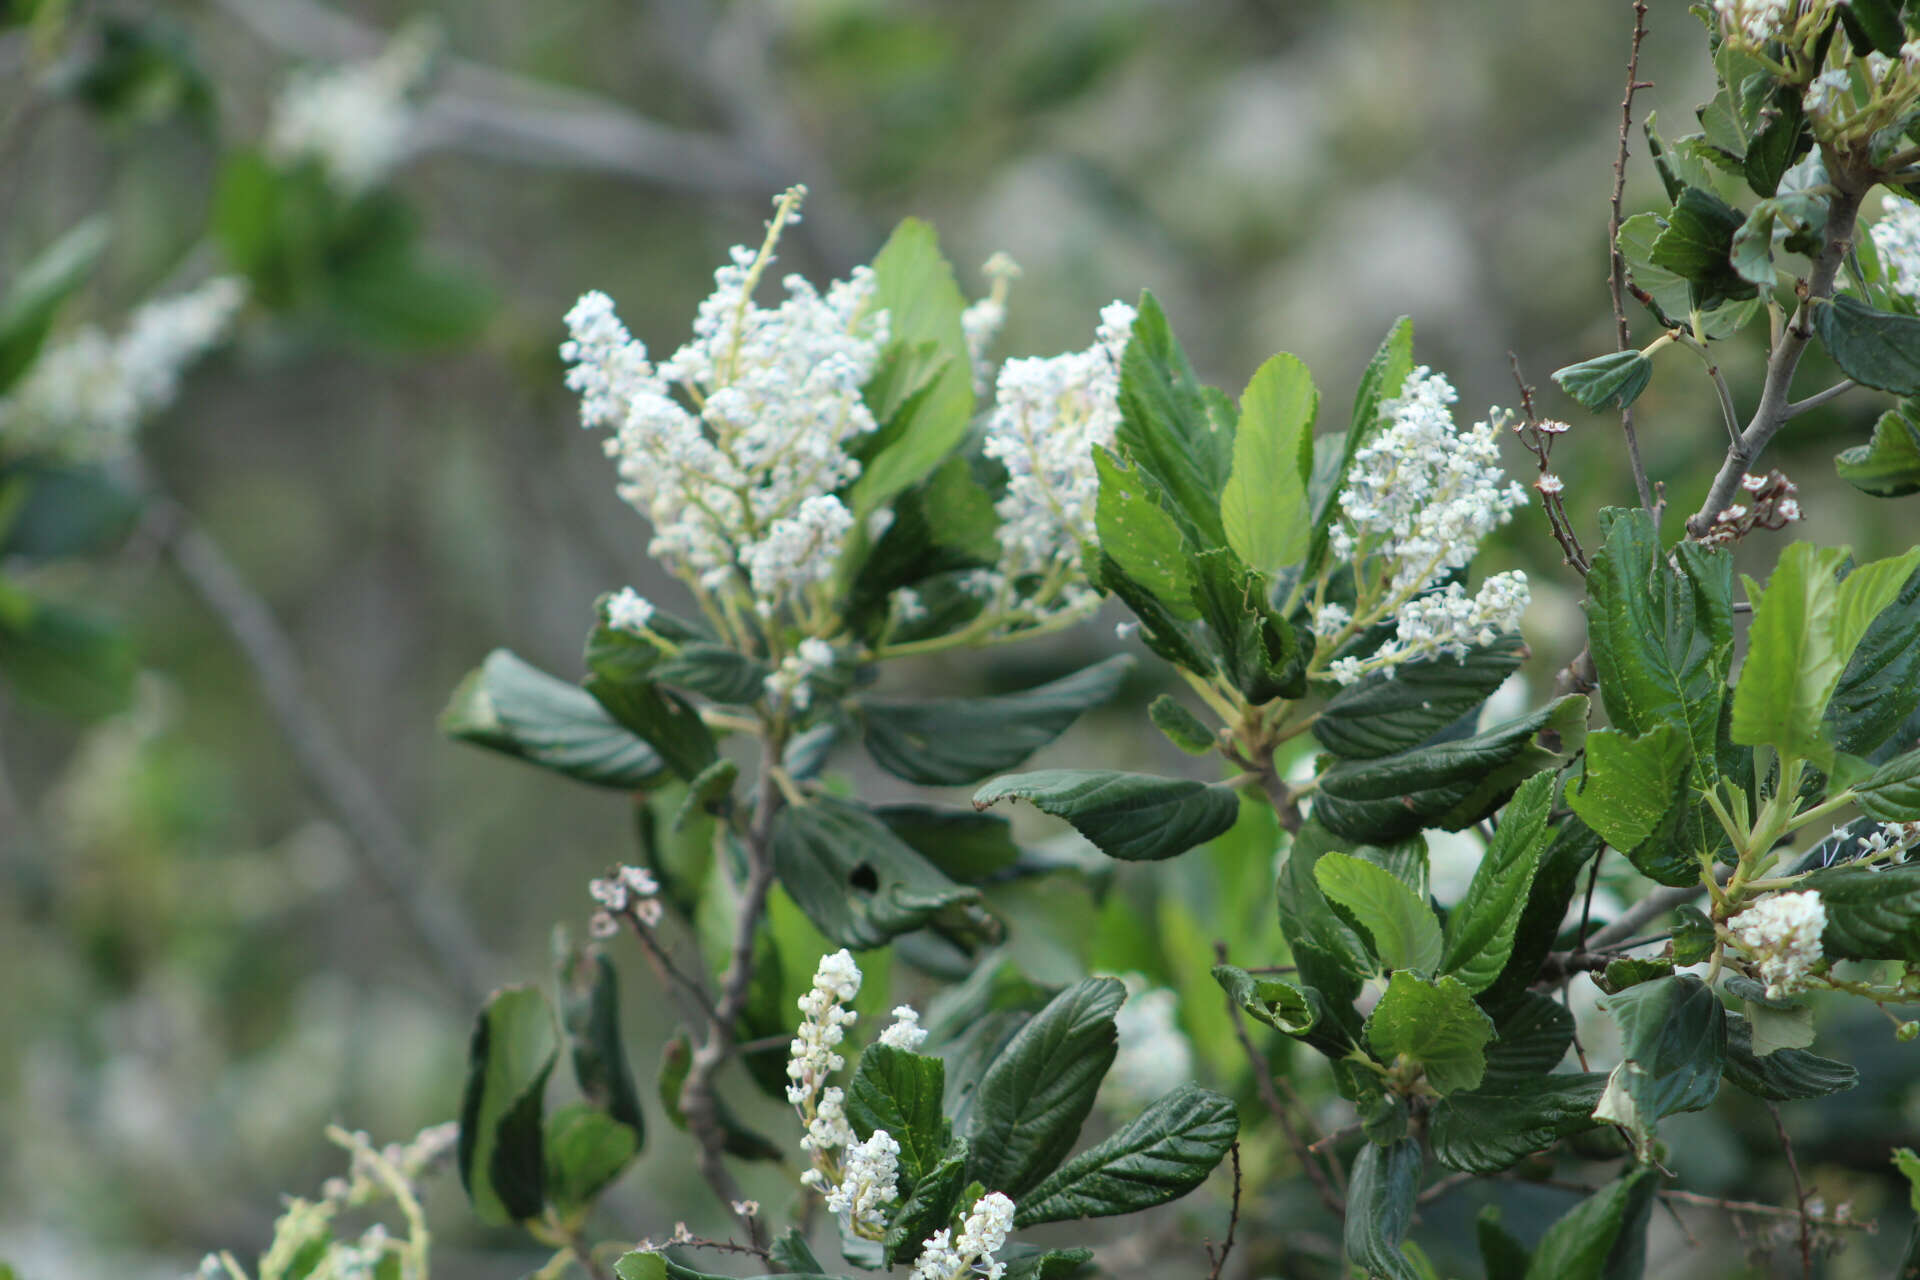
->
1730, 891, 1827, 999
1105, 980, 1193, 1105
878, 1006, 928, 1051
1872, 194, 1920, 301
267, 25, 436, 194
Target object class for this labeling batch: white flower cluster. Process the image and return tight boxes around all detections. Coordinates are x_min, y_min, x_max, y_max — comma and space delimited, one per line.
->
1713, 0, 1790, 42
588, 864, 663, 936
1729, 890, 1828, 999
1872, 195, 1920, 301
1313, 368, 1530, 684
1106, 981, 1194, 1105
974, 301, 1137, 625
267, 25, 435, 194
1828, 819, 1920, 865
606, 587, 656, 635
912, 1191, 1017, 1280
2, 277, 247, 462
1804, 67, 1858, 122
879, 1005, 929, 1051
765, 635, 838, 711
827, 1129, 902, 1236
961, 252, 1021, 395
788, 948, 862, 1108
561, 188, 889, 625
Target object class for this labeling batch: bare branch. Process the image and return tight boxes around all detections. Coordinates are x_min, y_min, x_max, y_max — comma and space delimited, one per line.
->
153, 496, 490, 1005
1580, 881, 1709, 952
1785, 378, 1859, 419
1608, 1, 1658, 518
1204, 1142, 1242, 1280
1770, 1103, 1815, 1279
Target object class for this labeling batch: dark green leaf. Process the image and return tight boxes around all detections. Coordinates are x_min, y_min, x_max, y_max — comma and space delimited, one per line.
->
1013, 1084, 1237, 1226
873, 804, 1021, 882
0, 462, 140, 559
673, 759, 738, 831
1671, 907, 1716, 965
1856, 747, 1920, 820
655, 1033, 784, 1162
1311, 697, 1587, 843
1828, 563, 1920, 757
1442, 772, 1555, 993
0, 217, 109, 394
1567, 726, 1692, 881
771, 1230, 824, 1274
543, 1102, 638, 1216
1275, 821, 1371, 1043
846, 1044, 949, 1185
649, 644, 770, 705
1742, 81, 1808, 198
961, 977, 1123, 1198
441, 649, 668, 789
1367, 972, 1495, 1095
1211, 964, 1317, 1035
851, 219, 974, 513
1431, 1075, 1607, 1174
1480, 993, 1576, 1088
1807, 862, 1920, 960
1836, 401, 1920, 497
885, 1139, 969, 1268
457, 986, 559, 1225
0, 597, 134, 720
1114, 292, 1232, 552
1000, 1248, 1093, 1280
1094, 448, 1196, 616
1308, 317, 1412, 580
1188, 546, 1302, 701
1344, 1138, 1422, 1280
557, 946, 644, 1136
861, 655, 1130, 786
772, 796, 987, 951
1618, 212, 1689, 324
1480, 819, 1603, 1016
1815, 294, 1920, 394
973, 769, 1241, 862
1522, 1169, 1656, 1280
585, 675, 718, 782
1478, 1208, 1533, 1280
1551, 351, 1653, 412
1317, 854, 1443, 975
1148, 694, 1215, 754
1313, 637, 1524, 760
1842, 0, 1906, 54
1092, 551, 1214, 676
1603, 975, 1725, 1121
1220, 352, 1316, 575
1648, 186, 1757, 309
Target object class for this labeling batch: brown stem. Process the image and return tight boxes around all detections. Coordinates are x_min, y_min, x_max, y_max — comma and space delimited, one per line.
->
676, 732, 784, 1247
1608, 0, 1659, 519
1770, 1103, 1815, 1279
1204, 1141, 1242, 1280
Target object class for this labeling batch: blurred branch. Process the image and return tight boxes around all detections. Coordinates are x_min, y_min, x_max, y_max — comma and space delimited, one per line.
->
152, 495, 491, 1006
1607, 0, 1658, 520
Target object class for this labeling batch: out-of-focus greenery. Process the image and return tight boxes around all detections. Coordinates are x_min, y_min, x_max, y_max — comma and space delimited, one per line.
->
3, 2, 1917, 1277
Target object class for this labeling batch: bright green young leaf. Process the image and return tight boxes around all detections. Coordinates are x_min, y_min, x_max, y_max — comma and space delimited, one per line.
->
1895, 1149, 1920, 1213
861, 654, 1131, 786
1211, 964, 1317, 1034
1551, 350, 1653, 412
440, 649, 668, 790
0, 216, 109, 393
972, 769, 1241, 862
1440, 772, 1555, 993
1013, 1084, 1237, 1226
1603, 975, 1726, 1121
1730, 541, 1850, 771
1618, 211, 1690, 323
1114, 292, 1232, 552
1316, 853, 1443, 975
1430, 1075, 1608, 1174
1366, 972, 1495, 1095
1837, 401, 1920, 497
543, 1102, 638, 1217
846, 1044, 949, 1185
1307, 317, 1412, 579
1566, 725, 1690, 860
1344, 1138, 1423, 1280
1827, 563, 1920, 757
1313, 637, 1524, 760
1220, 352, 1316, 575
1834, 548, 1920, 671
852, 219, 974, 513
1094, 448, 1197, 616
1855, 748, 1920, 821
1522, 1169, 1656, 1280
1478, 819, 1603, 1016
1806, 862, 1920, 960
960, 977, 1123, 1198
1148, 694, 1216, 754
1814, 294, 1920, 395
772, 796, 987, 951
458, 986, 559, 1225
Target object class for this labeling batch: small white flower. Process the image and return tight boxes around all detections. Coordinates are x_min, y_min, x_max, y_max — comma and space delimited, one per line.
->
1776, 497, 1802, 522
879, 1006, 928, 1051
787, 950, 863, 1106
731, 1199, 760, 1217
1873, 195, 1920, 301
606, 588, 656, 635
1537, 473, 1565, 495
1535, 418, 1570, 435
1729, 890, 1827, 998
911, 1191, 1016, 1280
588, 910, 620, 938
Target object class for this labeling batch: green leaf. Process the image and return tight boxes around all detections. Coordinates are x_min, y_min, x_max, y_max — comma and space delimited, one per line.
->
1478, 1208, 1533, 1280
1671, 907, 1716, 965
1807, 862, 1920, 960
1315, 852, 1443, 975
961, 977, 1124, 1198
1013, 1083, 1236, 1226
1522, 1170, 1656, 1280
1094, 448, 1196, 617
1603, 975, 1726, 1121
1836, 401, 1920, 497
0, 597, 134, 720
1308, 317, 1412, 579
861, 655, 1131, 786
655, 1033, 784, 1162
1114, 292, 1233, 552
1480, 819, 1603, 1016
557, 946, 644, 1136
0, 462, 141, 559
1312, 697, 1588, 843
1567, 725, 1692, 874
1895, 1148, 1920, 1213
773, 796, 987, 951
1855, 747, 1920, 820
1618, 212, 1690, 324
1732, 541, 1870, 771
1441, 772, 1555, 993
771, 1230, 825, 1274
1648, 186, 1757, 309
1837, 549, 1920, 670
457, 986, 559, 1225
1367, 972, 1496, 1095
651, 644, 770, 705
1551, 350, 1653, 412
1148, 694, 1215, 754
1741, 82, 1808, 199
872, 804, 1021, 882
543, 1102, 638, 1216
1188, 546, 1303, 702
1092, 551, 1214, 676
1814, 294, 1920, 394
584, 675, 718, 782
1000, 1248, 1094, 1280
0, 216, 109, 394
1313, 637, 1525, 760
846, 1044, 949, 1185
614, 1254, 668, 1280
442, 650, 668, 789
1344, 1138, 1422, 1280
1220, 352, 1316, 575
1722, 1010, 1857, 1100
1430, 1075, 1608, 1174
973, 769, 1241, 862
1275, 822, 1373, 1040
851, 219, 974, 513
1211, 964, 1317, 1034
1480, 993, 1577, 1087
885, 1139, 969, 1268
1827, 563, 1920, 757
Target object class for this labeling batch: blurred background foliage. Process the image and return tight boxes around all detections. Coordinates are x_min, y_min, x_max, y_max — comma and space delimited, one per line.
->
2, 0, 1917, 1276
